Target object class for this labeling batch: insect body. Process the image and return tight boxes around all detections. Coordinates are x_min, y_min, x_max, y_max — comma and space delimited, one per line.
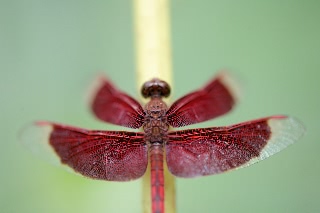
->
22, 71, 305, 213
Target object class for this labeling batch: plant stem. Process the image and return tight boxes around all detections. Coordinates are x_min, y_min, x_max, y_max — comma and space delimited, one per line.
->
133, 0, 175, 213
133, 0, 173, 87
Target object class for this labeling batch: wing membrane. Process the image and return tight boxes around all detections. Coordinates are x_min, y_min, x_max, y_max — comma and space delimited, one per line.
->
88, 75, 145, 128
167, 71, 240, 127
166, 116, 304, 178
21, 122, 147, 181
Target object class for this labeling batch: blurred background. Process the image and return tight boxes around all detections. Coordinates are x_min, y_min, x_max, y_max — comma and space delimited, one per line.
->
1, 1, 319, 212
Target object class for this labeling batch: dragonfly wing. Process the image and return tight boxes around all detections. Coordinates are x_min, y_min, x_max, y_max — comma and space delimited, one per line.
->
87, 75, 145, 128
167, 71, 240, 127
166, 116, 304, 178
21, 121, 147, 181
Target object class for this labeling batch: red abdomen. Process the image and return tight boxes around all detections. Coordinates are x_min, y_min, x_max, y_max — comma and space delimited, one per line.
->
150, 144, 165, 213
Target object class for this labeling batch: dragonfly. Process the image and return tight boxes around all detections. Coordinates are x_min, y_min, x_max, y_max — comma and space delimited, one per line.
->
22, 71, 305, 213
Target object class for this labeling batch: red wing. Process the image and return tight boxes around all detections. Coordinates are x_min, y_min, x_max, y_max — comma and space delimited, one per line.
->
87, 75, 145, 128
166, 71, 240, 127
21, 122, 147, 181
166, 116, 305, 178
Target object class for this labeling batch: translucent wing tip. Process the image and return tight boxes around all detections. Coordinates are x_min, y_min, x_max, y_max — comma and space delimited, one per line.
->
85, 73, 108, 108
19, 121, 61, 166
268, 115, 306, 148
235, 115, 305, 171
34, 121, 51, 126
255, 115, 305, 161
216, 70, 243, 103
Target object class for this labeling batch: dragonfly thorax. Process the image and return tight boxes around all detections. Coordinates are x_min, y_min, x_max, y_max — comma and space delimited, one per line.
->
143, 98, 169, 143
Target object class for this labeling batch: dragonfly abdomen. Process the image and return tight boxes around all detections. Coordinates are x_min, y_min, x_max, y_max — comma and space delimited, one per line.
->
149, 143, 165, 213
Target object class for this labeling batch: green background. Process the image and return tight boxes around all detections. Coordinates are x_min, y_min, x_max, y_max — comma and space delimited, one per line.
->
1, 1, 319, 213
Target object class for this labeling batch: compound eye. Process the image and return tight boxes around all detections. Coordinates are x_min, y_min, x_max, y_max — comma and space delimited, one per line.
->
158, 81, 170, 97
141, 78, 171, 98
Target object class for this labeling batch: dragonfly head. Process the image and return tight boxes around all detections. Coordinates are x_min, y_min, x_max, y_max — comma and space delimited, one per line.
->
141, 78, 171, 98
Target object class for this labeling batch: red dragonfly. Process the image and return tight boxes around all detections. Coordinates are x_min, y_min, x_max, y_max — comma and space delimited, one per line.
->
22, 72, 304, 213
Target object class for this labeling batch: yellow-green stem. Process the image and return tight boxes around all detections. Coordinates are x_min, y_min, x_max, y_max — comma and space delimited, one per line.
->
133, 0, 175, 213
